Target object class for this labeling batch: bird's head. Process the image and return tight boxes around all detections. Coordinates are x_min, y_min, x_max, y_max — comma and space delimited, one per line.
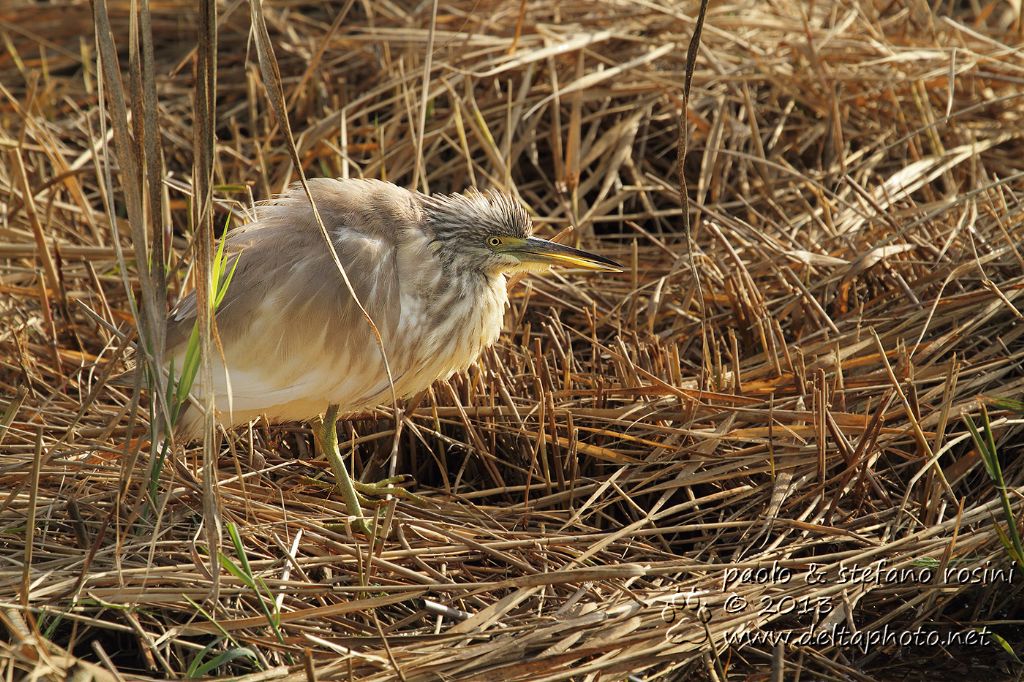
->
422, 189, 621, 277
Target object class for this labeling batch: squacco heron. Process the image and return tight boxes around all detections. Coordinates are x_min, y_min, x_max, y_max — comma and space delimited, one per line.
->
163, 178, 619, 528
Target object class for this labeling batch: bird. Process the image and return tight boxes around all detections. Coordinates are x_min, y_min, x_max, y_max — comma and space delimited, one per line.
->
161, 178, 620, 530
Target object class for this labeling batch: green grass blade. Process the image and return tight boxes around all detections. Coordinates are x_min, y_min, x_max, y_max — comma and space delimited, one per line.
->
189, 645, 259, 678
989, 397, 1024, 414
989, 631, 1022, 664
964, 407, 1024, 570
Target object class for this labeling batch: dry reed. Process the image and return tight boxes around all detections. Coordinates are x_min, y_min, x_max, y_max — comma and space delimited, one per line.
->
1, 0, 1024, 679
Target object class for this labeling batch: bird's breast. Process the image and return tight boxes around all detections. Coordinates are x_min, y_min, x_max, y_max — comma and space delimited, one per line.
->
398, 273, 508, 389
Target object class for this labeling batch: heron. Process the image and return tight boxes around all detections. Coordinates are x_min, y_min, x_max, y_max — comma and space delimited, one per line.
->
162, 178, 620, 530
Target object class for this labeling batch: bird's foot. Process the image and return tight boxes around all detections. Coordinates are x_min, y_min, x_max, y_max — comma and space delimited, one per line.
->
349, 475, 428, 507
304, 475, 427, 506
316, 404, 428, 537
331, 478, 424, 536
311, 474, 428, 536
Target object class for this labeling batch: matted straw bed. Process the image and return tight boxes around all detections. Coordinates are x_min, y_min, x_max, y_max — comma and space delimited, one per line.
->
2, 0, 1024, 679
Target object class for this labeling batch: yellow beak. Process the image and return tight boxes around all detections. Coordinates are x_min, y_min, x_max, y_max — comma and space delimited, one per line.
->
514, 236, 621, 272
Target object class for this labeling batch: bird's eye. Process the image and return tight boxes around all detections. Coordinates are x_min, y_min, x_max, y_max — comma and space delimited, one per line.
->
488, 237, 502, 247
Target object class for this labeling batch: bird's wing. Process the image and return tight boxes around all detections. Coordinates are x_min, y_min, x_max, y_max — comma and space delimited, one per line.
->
165, 179, 419, 415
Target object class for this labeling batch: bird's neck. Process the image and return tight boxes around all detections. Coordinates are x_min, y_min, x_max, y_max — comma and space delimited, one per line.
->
444, 268, 506, 313
410, 268, 507, 378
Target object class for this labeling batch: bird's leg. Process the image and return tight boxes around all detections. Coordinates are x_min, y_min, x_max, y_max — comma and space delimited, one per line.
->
316, 404, 424, 534
318, 404, 371, 532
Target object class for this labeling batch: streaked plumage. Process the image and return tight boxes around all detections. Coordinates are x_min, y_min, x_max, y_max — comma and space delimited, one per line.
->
167, 178, 617, 437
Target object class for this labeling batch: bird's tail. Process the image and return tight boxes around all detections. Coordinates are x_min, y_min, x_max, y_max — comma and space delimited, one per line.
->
106, 367, 138, 388
103, 365, 208, 443
174, 406, 205, 442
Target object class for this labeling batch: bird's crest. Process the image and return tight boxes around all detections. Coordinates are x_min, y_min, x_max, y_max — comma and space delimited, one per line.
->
421, 188, 532, 240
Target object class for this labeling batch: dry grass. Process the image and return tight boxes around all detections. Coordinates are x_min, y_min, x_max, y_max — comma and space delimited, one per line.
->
3, 0, 1024, 679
